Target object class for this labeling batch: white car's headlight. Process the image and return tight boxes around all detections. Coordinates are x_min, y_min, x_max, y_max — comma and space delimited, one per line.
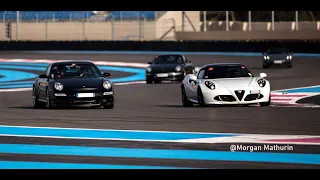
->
175, 65, 181, 72
286, 55, 292, 60
103, 80, 112, 90
204, 81, 215, 90
54, 82, 63, 91
257, 79, 266, 87
146, 67, 152, 72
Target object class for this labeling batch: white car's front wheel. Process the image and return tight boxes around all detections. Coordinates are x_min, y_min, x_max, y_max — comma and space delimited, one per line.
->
197, 88, 207, 107
181, 86, 193, 107
260, 95, 271, 107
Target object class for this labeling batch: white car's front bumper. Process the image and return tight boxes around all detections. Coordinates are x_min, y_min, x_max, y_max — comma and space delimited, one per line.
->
202, 86, 270, 105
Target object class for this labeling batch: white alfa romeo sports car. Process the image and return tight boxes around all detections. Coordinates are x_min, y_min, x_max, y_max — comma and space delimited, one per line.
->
181, 63, 271, 107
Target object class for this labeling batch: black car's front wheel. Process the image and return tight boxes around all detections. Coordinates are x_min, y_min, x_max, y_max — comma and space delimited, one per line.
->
146, 79, 153, 84
197, 88, 207, 107
45, 89, 54, 109
103, 103, 114, 109
33, 87, 45, 109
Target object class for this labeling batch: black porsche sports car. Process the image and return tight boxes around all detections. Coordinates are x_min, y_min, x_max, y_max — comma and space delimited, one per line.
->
32, 61, 114, 109
262, 48, 293, 68
145, 54, 195, 84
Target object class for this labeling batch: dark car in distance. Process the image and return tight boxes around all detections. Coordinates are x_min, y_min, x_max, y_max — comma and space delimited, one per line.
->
32, 61, 114, 109
262, 48, 293, 68
145, 54, 195, 84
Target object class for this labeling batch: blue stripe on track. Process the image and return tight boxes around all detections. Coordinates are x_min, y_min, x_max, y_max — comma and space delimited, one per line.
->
0, 144, 319, 165
0, 126, 235, 140
0, 161, 187, 169
22, 50, 320, 57
0, 84, 33, 89
0, 62, 49, 66
0, 81, 34, 85
0, 65, 46, 71
0, 64, 146, 88
0, 69, 38, 82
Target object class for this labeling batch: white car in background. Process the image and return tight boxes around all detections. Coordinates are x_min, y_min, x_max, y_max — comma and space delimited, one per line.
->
181, 63, 271, 107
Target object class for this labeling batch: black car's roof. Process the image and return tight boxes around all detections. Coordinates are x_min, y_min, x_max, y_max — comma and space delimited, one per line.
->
50, 61, 94, 66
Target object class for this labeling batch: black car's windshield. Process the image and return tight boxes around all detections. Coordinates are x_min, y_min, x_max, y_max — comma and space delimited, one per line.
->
153, 55, 184, 64
267, 48, 289, 54
203, 65, 253, 79
50, 63, 102, 79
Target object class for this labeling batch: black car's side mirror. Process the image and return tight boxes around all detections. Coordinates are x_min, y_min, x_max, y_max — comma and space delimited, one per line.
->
103, 72, 111, 77
147, 62, 152, 64
39, 74, 48, 78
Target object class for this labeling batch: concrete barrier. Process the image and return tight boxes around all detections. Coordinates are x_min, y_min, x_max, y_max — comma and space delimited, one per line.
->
1, 40, 320, 53
175, 31, 320, 41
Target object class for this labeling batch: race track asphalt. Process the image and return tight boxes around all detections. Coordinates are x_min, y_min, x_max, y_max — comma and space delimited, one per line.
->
0, 51, 319, 169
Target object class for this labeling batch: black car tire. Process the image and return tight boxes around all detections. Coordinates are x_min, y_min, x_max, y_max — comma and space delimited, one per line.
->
154, 80, 161, 84
181, 86, 193, 107
45, 89, 54, 109
103, 103, 114, 109
33, 87, 45, 109
260, 95, 271, 107
263, 64, 268, 69
146, 79, 153, 84
197, 88, 207, 107
287, 65, 292, 68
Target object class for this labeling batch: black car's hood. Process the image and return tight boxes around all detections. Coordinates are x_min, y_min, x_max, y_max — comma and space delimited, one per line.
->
150, 64, 184, 73
56, 77, 105, 89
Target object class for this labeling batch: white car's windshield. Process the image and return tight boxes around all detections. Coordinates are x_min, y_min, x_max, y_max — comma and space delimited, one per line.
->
203, 65, 253, 79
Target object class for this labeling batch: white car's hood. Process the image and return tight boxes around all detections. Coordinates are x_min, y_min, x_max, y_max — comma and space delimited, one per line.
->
210, 77, 259, 88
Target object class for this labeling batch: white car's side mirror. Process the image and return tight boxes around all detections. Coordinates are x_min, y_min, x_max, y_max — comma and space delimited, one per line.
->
260, 73, 267, 78
189, 75, 197, 83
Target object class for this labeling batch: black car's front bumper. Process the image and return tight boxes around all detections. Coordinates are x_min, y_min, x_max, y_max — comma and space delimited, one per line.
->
263, 59, 292, 67
146, 72, 185, 81
50, 91, 114, 106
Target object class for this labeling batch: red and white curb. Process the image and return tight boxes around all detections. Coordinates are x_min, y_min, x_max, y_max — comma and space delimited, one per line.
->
270, 92, 320, 108
0, 59, 149, 92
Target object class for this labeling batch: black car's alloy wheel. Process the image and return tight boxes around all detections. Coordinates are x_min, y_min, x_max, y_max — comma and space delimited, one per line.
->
33, 87, 44, 108
103, 103, 114, 109
46, 89, 53, 109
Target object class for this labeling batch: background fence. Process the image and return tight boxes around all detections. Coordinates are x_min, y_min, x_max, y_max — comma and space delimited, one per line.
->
0, 11, 319, 41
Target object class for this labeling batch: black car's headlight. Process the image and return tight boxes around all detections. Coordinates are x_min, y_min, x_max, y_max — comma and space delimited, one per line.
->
205, 81, 215, 90
257, 79, 266, 87
146, 67, 152, 72
175, 65, 181, 72
264, 56, 270, 60
286, 55, 292, 60
103, 80, 112, 90
54, 82, 63, 91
